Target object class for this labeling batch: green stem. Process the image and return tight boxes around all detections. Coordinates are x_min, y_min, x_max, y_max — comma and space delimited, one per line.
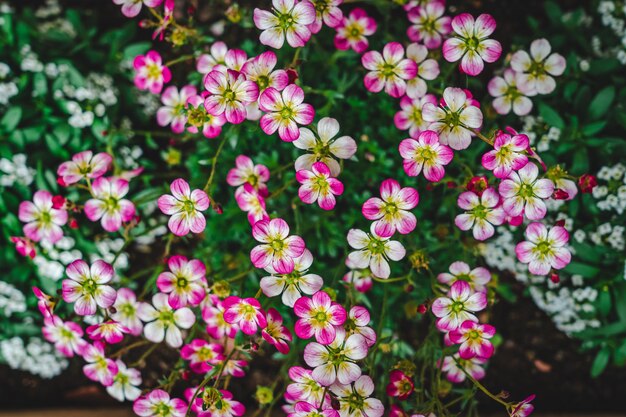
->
203, 136, 227, 194
454, 357, 510, 409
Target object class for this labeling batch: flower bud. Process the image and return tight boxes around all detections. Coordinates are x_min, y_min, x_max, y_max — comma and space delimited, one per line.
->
550, 273, 560, 284
51, 195, 66, 209
466, 175, 488, 195
212, 280, 231, 298
578, 174, 597, 193
254, 386, 273, 405
69, 218, 79, 229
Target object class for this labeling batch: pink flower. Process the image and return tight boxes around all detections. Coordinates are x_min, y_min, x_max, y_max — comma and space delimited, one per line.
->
222, 296, 267, 335
62, 259, 117, 316
260, 249, 323, 307
42, 315, 87, 357
32, 286, 54, 318
498, 163, 554, 220
386, 370, 414, 400
482, 130, 530, 179
511, 395, 535, 417
407, 2, 451, 48
157, 85, 197, 133
345, 306, 376, 347
181, 339, 225, 373
202, 295, 239, 339
303, 327, 368, 385
84, 177, 136, 232
405, 43, 440, 99
437, 261, 491, 293
262, 308, 293, 354
113, 0, 163, 18
19, 190, 68, 243
259, 85, 315, 142
250, 218, 306, 274
294, 291, 347, 344
515, 222, 571, 276
157, 255, 207, 308
57, 151, 112, 185
431, 280, 487, 331
11, 237, 36, 259
133, 50, 171, 94
107, 360, 142, 402
157, 178, 210, 236
394, 95, 438, 138
152, 0, 174, 40
253, 0, 316, 49
110, 288, 145, 336
488, 69, 533, 116
196, 42, 229, 74
399, 130, 453, 182
511, 38, 566, 95
454, 188, 505, 241
286, 366, 327, 407
347, 224, 406, 279
185, 388, 244, 417
235, 184, 269, 225
449, 320, 495, 359
422, 87, 483, 150
242, 51, 290, 92
440, 354, 486, 383
330, 375, 384, 417
361, 42, 418, 98
82, 341, 119, 386
138, 293, 196, 348
296, 162, 344, 210
334, 8, 377, 53
342, 260, 373, 293
442, 13, 502, 76
290, 401, 338, 417
308, 0, 343, 33
226, 155, 270, 196
186, 94, 227, 139
86, 320, 129, 344
293, 117, 357, 177
133, 389, 187, 417
204, 69, 259, 124
362, 179, 419, 237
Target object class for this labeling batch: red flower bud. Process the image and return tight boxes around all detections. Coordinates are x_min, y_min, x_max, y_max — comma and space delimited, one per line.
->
555, 219, 566, 227
213, 203, 223, 215
181, 370, 191, 381
286, 68, 299, 84
57, 176, 67, 187
578, 174, 597, 193
69, 219, 79, 229
51, 195, 66, 209
552, 189, 569, 200
446, 181, 456, 189
466, 176, 488, 195
425, 183, 434, 191
550, 273, 560, 284
417, 304, 427, 314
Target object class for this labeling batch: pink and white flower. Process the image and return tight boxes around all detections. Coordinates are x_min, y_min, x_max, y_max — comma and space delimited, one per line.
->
487, 69, 533, 116
262, 308, 293, 354
227, 155, 269, 194
32, 286, 54, 318
498, 162, 554, 220
449, 320, 496, 359
406, 2, 451, 49
110, 288, 145, 336
19, 190, 68, 243
204, 69, 259, 124
133, 50, 171, 94
342, 260, 373, 293
253, 0, 316, 49
202, 295, 239, 339
138, 293, 195, 348
361, 42, 418, 98
334, 8, 377, 54
511, 395, 535, 417
386, 370, 414, 400
157, 178, 210, 237
42, 315, 87, 357
431, 280, 487, 331
181, 339, 225, 373
107, 360, 142, 402
440, 354, 486, 383
57, 151, 112, 185
405, 43, 440, 99
286, 366, 327, 407
113, 0, 162, 18
62, 259, 117, 316
442, 13, 502, 76
241, 51, 289, 92
157, 255, 207, 308
330, 375, 384, 417
11, 237, 36, 259
185, 94, 227, 139
260, 249, 323, 307
345, 306, 376, 347
234, 184, 269, 225
399, 130, 453, 182
133, 389, 187, 417
394, 95, 438, 139
347, 224, 406, 279
294, 291, 347, 344
250, 218, 306, 274
437, 261, 491, 293
362, 179, 419, 237
290, 401, 338, 417
308, 0, 343, 33
515, 222, 571, 276
87, 320, 129, 344
454, 188, 505, 241
482, 130, 530, 179
222, 296, 267, 335
303, 327, 368, 386
259, 85, 315, 142
157, 85, 198, 133
293, 117, 357, 177
196, 42, 229, 74
296, 162, 344, 210
84, 177, 136, 233
81, 341, 118, 386
422, 87, 483, 150
511, 38, 566, 95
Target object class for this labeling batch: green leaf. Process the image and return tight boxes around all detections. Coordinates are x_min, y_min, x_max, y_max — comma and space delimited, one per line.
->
581, 120, 607, 136
1, 107, 22, 131
591, 346, 610, 378
538, 102, 564, 129
563, 261, 599, 278
588, 86, 615, 120
614, 283, 626, 323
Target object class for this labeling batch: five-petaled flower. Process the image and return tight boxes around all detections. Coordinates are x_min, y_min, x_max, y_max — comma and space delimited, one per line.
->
227, 155, 271, 196
259, 84, 315, 142
86, 320, 129, 344
113, 0, 163, 18
157, 178, 210, 237
157, 255, 207, 308
406, 2, 451, 49
454, 187, 505, 241
330, 375, 384, 417
515, 222, 571, 276
133, 389, 187, 417
133, 50, 171, 94
431, 280, 487, 331
107, 360, 142, 402
308, 0, 343, 34
241, 51, 289, 93
394, 94, 438, 138
181, 339, 225, 373
157, 85, 198, 133
111, 288, 145, 336
222, 296, 268, 335
399, 130, 454, 182
296, 161, 344, 210
511, 38, 566, 95
84, 177, 136, 233
440, 354, 486, 383
138, 293, 196, 348
57, 151, 113, 185
253, 0, 316, 49
482, 130, 530, 179
42, 315, 87, 357
204, 69, 259, 124
19, 190, 68, 244
62, 259, 117, 316
334, 8, 377, 53
498, 162, 554, 220
362, 179, 419, 237
81, 341, 119, 386
437, 261, 491, 293
294, 290, 347, 344
362, 42, 418, 98
487, 69, 533, 116
250, 218, 306, 274
347, 224, 406, 279
386, 370, 414, 400
449, 320, 496, 359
